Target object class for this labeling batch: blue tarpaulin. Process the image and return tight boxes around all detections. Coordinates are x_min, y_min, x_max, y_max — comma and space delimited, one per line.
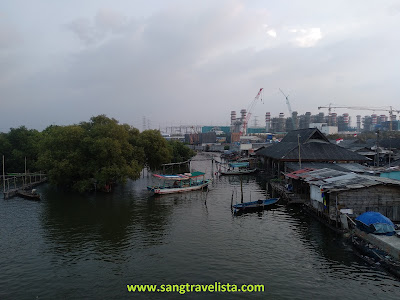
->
355, 212, 395, 235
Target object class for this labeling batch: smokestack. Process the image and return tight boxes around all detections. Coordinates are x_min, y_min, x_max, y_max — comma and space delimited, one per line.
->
231, 111, 236, 126
356, 115, 361, 131
265, 112, 271, 132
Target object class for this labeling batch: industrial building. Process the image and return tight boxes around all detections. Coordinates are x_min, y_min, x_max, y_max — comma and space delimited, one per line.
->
163, 104, 399, 148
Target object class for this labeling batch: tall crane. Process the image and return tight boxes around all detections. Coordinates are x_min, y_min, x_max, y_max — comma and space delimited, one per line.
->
279, 88, 296, 130
241, 88, 263, 135
317, 105, 400, 131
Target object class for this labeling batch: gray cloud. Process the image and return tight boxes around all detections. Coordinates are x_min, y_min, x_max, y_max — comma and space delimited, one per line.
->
1, 0, 400, 131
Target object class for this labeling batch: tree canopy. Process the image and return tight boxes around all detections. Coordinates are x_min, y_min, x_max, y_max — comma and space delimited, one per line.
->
168, 140, 196, 163
0, 126, 41, 172
1, 115, 196, 193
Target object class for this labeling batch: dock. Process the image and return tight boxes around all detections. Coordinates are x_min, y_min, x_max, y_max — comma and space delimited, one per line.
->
270, 181, 305, 204
352, 228, 400, 278
2, 173, 47, 199
354, 228, 400, 261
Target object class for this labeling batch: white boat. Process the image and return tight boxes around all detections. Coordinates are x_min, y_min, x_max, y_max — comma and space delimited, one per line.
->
147, 171, 211, 195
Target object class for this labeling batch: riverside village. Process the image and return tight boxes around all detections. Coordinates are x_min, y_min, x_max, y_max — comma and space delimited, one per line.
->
160, 104, 400, 279
3, 105, 400, 295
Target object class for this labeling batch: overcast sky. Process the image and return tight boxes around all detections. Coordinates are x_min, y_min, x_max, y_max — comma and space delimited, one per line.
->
1, 0, 400, 132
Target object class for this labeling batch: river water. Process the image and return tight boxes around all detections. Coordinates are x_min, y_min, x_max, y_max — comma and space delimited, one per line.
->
1, 152, 400, 299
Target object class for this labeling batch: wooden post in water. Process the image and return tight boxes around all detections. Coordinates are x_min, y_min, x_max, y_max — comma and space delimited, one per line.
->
297, 134, 302, 169
240, 176, 243, 203
2, 155, 5, 194
211, 156, 214, 178
24, 156, 27, 188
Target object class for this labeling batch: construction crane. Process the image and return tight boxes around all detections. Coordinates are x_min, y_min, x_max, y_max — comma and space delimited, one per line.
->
279, 88, 296, 130
317, 105, 400, 131
241, 88, 263, 135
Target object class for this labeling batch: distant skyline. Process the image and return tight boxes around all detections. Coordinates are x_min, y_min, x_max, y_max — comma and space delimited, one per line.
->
1, 0, 400, 132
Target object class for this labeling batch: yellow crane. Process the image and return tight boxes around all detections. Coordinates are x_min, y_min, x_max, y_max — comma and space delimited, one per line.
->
317, 104, 400, 131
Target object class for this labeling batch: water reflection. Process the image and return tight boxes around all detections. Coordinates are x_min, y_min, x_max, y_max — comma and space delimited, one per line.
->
283, 205, 400, 286
1, 153, 400, 299
40, 179, 175, 259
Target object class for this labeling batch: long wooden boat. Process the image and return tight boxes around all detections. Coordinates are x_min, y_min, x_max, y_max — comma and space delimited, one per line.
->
147, 171, 211, 195
17, 189, 41, 201
232, 198, 279, 211
219, 162, 257, 175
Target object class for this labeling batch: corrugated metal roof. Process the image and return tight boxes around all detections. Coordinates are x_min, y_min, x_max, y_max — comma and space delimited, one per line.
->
285, 168, 316, 179
300, 168, 348, 181
292, 168, 400, 192
285, 162, 369, 173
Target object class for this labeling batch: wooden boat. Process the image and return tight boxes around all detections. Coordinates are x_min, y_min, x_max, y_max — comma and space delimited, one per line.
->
232, 198, 279, 212
219, 162, 257, 175
147, 171, 211, 195
17, 189, 40, 201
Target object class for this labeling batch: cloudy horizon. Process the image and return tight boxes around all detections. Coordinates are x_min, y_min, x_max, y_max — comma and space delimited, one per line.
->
1, 0, 399, 132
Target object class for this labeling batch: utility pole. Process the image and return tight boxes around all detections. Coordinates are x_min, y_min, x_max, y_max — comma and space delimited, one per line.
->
375, 130, 380, 167
298, 134, 302, 169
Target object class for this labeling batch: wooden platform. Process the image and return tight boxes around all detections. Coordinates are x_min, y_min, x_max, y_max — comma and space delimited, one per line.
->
3, 177, 47, 199
270, 181, 305, 204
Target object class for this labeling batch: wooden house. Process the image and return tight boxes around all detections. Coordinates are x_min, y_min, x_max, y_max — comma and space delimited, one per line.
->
285, 168, 400, 225
255, 128, 369, 176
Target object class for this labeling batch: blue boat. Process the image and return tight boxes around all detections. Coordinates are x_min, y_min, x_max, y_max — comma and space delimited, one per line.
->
232, 198, 279, 211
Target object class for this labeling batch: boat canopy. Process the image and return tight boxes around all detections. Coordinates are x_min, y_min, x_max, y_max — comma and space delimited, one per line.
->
152, 172, 206, 181
186, 171, 206, 178
229, 162, 249, 168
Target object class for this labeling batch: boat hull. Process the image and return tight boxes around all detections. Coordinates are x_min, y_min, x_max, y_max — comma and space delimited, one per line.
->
147, 180, 211, 195
219, 169, 257, 175
233, 198, 279, 211
17, 190, 40, 201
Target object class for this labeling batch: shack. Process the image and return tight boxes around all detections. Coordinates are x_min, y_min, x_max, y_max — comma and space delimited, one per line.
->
285, 168, 400, 226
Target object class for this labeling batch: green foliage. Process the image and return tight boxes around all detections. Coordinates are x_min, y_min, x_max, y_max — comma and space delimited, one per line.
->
3, 115, 191, 193
0, 126, 41, 172
37, 115, 146, 192
168, 140, 195, 163
138, 129, 172, 170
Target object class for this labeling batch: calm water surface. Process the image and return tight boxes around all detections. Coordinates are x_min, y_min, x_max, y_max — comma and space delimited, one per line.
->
1, 153, 400, 299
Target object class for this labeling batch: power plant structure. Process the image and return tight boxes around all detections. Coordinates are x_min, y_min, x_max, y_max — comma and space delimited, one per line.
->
162, 104, 400, 142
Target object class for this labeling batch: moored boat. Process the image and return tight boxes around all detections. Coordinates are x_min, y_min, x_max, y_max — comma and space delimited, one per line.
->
232, 198, 279, 212
147, 171, 211, 195
17, 189, 41, 201
219, 162, 257, 175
